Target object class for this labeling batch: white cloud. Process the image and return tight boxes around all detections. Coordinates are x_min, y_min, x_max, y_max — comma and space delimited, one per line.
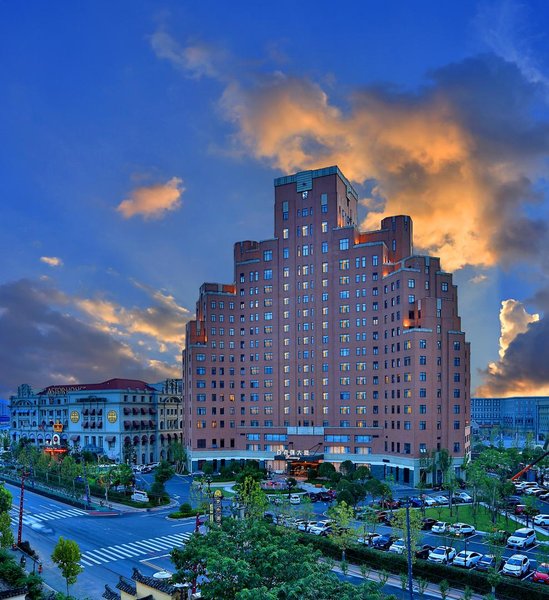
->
117, 177, 184, 220
40, 256, 63, 267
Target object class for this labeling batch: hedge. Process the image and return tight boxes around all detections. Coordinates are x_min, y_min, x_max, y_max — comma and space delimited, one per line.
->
299, 534, 549, 600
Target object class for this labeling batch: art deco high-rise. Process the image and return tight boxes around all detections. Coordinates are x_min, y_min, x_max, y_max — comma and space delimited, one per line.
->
182, 166, 470, 485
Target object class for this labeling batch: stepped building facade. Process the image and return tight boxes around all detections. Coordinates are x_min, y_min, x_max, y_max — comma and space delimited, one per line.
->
182, 166, 470, 485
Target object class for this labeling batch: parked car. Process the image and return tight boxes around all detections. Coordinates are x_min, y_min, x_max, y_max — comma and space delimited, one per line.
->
476, 554, 504, 572
453, 550, 483, 569
524, 487, 545, 496
433, 495, 449, 505
502, 554, 530, 577
372, 534, 396, 551
449, 522, 476, 537
309, 520, 333, 535
379, 499, 401, 509
297, 520, 318, 532
422, 496, 437, 507
502, 495, 522, 507
318, 492, 334, 502
415, 544, 435, 560
357, 532, 382, 546
454, 492, 473, 503
507, 527, 536, 549
421, 518, 437, 531
306, 492, 320, 502
428, 546, 456, 564
376, 511, 394, 525
540, 492, 549, 502
289, 494, 301, 505
431, 521, 450, 534
534, 514, 549, 526
388, 538, 406, 554
408, 497, 423, 508
532, 563, 549, 584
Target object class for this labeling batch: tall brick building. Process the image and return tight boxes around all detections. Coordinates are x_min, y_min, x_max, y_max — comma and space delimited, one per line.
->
182, 166, 470, 485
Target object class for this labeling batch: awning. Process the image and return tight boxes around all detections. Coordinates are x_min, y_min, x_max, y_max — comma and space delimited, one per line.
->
83, 409, 89, 416
149, 420, 154, 428
97, 421, 103, 428
141, 407, 147, 415
149, 435, 155, 443
90, 408, 96, 416
124, 420, 131, 429
90, 422, 96, 429
141, 435, 148, 443
71, 435, 80, 442
83, 422, 89, 429
132, 408, 139, 415
106, 436, 115, 443
97, 408, 103, 416
133, 420, 140, 429
149, 408, 157, 415
124, 407, 131, 415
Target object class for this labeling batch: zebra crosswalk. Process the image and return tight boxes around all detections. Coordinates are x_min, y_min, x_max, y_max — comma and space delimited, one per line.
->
10, 506, 88, 526
79, 531, 192, 567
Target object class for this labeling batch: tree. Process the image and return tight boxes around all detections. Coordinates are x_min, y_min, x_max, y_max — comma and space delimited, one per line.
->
340, 460, 356, 478
155, 460, 175, 485
391, 506, 423, 561
169, 441, 188, 474
116, 463, 135, 490
318, 462, 336, 479
439, 579, 450, 600
122, 440, 136, 465
0, 512, 13, 549
60, 456, 81, 496
354, 465, 371, 483
0, 485, 12, 514
237, 475, 267, 518
171, 517, 387, 600
51, 537, 83, 598
327, 500, 356, 561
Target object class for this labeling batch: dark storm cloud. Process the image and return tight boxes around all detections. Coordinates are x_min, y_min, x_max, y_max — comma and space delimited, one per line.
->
0, 279, 178, 397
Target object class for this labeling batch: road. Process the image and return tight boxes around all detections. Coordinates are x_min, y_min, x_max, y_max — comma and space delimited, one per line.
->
7, 480, 196, 600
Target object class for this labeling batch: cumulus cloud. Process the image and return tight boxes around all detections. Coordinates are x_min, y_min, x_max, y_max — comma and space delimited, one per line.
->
75, 281, 189, 347
0, 279, 183, 397
117, 177, 184, 220
219, 58, 549, 272
476, 299, 549, 396
470, 273, 488, 284
40, 256, 63, 267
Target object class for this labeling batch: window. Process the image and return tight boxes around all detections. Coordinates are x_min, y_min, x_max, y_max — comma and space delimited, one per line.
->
322, 241, 328, 253
372, 255, 379, 266
453, 442, 461, 452
453, 420, 461, 430
339, 259, 350, 270
263, 250, 272, 262
263, 269, 272, 280
419, 404, 426, 414
339, 238, 349, 250
408, 279, 415, 288
419, 421, 427, 430
453, 341, 461, 351
283, 228, 289, 239
419, 339, 427, 349
442, 282, 449, 291
408, 294, 415, 304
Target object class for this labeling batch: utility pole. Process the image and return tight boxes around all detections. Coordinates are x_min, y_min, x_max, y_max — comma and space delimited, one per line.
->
17, 471, 29, 546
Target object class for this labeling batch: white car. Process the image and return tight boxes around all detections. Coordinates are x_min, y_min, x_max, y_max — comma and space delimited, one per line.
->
434, 495, 449, 505
534, 514, 549, 526
453, 550, 482, 569
455, 492, 473, 503
449, 522, 476, 536
289, 494, 301, 505
539, 492, 549, 501
297, 520, 318, 532
309, 520, 333, 535
389, 538, 406, 554
524, 487, 544, 496
423, 496, 437, 507
502, 554, 530, 577
507, 527, 536, 549
428, 546, 456, 564
432, 521, 450, 534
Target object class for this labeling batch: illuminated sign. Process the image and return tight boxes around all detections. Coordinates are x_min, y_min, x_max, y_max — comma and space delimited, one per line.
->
70, 411, 80, 423
53, 422, 63, 433
47, 386, 85, 395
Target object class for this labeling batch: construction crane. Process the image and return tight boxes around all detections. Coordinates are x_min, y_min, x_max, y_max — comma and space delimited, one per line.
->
510, 450, 549, 481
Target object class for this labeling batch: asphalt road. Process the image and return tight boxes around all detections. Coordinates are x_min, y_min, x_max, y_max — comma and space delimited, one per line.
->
7, 480, 196, 600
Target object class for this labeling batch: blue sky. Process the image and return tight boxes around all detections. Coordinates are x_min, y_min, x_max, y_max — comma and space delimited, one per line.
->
1, 0, 549, 398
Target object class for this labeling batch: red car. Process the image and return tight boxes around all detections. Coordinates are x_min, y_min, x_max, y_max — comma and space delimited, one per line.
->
533, 563, 549, 584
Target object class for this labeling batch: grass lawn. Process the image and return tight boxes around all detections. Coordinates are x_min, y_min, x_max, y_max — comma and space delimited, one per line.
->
423, 504, 549, 540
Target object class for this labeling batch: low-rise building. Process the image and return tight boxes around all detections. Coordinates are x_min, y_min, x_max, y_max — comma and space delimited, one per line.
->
9, 378, 182, 464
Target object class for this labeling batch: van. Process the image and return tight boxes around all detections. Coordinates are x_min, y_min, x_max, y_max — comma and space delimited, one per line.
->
131, 491, 149, 503
289, 494, 301, 505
